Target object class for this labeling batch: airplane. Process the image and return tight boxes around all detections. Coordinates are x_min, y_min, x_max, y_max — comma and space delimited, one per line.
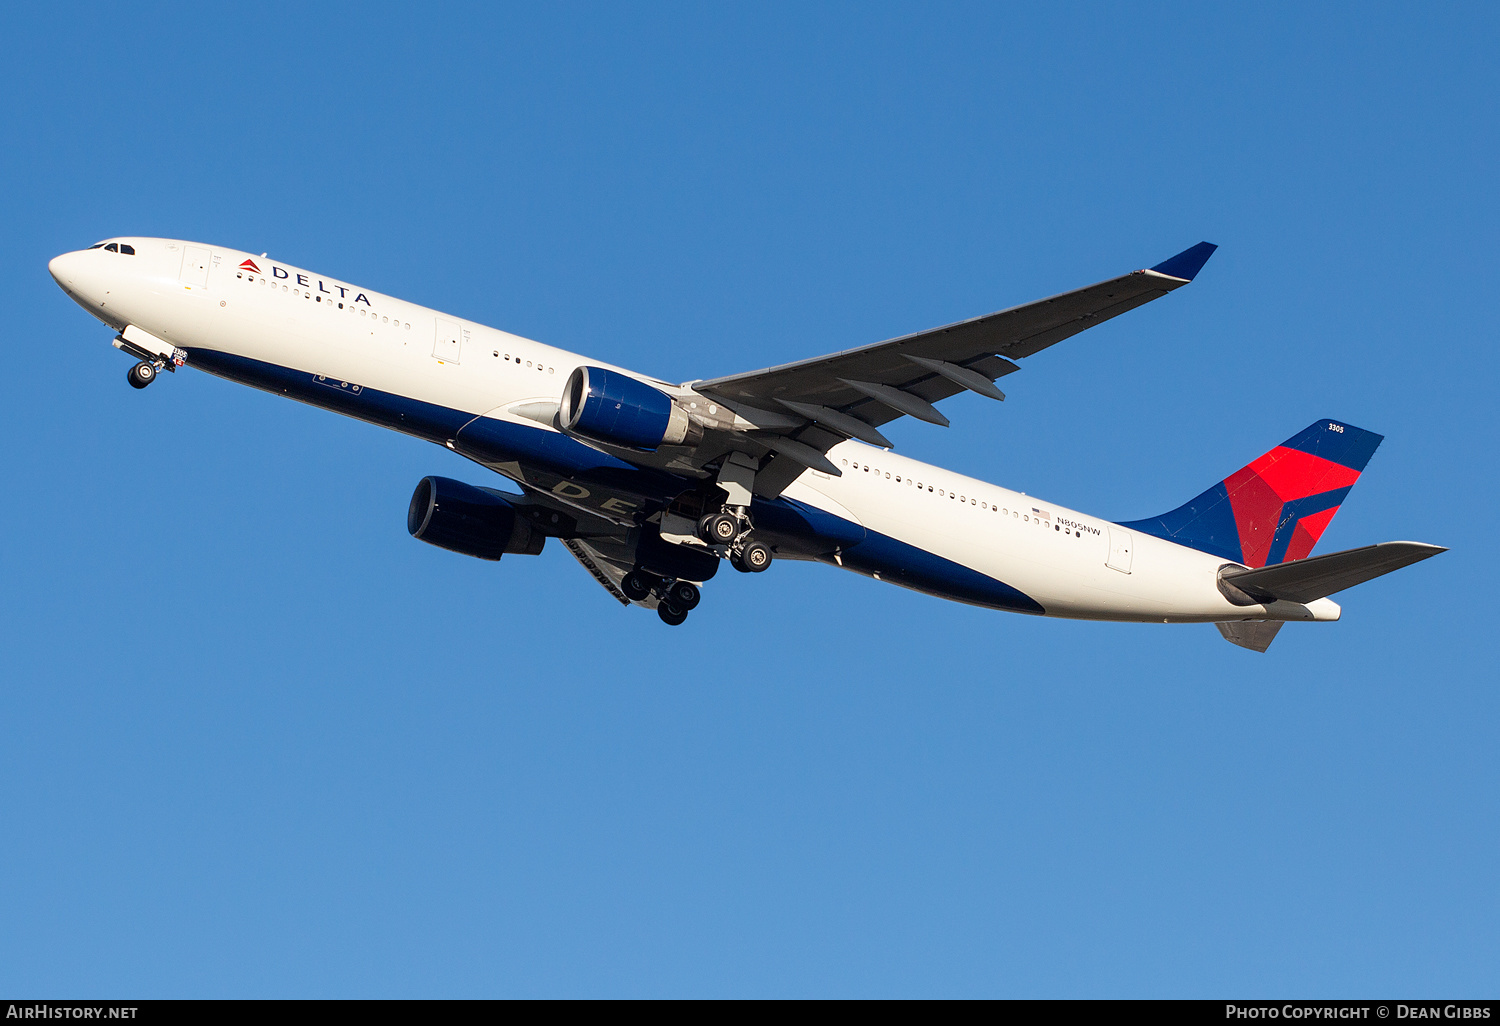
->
47, 238, 1444, 651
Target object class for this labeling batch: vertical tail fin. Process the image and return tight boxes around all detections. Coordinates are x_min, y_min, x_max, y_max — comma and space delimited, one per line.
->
1121, 420, 1383, 568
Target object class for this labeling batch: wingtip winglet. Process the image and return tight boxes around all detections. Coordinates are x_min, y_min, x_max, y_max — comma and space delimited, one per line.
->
1149, 241, 1218, 282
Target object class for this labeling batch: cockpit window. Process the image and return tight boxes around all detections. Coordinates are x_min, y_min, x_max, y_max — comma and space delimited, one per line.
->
119, 244, 135, 255
104, 243, 118, 252
88, 243, 106, 249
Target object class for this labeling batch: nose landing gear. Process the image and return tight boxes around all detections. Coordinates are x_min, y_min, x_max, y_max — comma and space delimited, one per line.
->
127, 361, 158, 389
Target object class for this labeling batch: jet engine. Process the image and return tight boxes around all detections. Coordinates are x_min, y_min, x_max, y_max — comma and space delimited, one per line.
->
558, 366, 700, 451
407, 476, 545, 560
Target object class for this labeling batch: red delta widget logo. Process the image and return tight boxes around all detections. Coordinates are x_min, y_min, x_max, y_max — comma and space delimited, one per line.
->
238, 257, 371, 306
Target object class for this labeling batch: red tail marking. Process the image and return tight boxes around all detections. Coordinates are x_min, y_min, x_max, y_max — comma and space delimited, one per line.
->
1282, 506, 1340, 563
1223, 465, 1286, 568
1243, 447, 1362, 502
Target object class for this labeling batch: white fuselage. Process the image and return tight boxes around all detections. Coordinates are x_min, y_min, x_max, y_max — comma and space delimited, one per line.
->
48, 238, 1338, 625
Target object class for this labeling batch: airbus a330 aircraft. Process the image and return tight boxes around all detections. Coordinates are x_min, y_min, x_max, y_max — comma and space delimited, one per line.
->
48, 238, 1443, 650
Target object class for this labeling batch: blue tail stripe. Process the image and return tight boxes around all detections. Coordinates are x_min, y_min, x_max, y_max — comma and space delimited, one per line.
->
1263, 487, 1353, 566
1279, 420, 1383, 471
1119, 480, 1243, 564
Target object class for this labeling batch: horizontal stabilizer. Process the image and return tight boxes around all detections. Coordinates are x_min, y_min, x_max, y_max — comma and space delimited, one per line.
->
1220, 541, 1446, 605
1216, 620, 1284, 653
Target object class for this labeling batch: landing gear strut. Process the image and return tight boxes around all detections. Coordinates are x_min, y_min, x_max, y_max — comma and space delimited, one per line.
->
621, 570, 655, 601
695, 506, 774, 574
623, 570, 705, 626
667, 580, 700, 609
697, 512, 739, 545
733, 538, 773, 573
127, 361, 158, 389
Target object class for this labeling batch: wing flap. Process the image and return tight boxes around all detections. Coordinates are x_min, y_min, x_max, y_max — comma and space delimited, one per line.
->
561, 538, 631, 605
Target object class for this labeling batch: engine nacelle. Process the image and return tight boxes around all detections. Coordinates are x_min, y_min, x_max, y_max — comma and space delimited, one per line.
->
558, 366, 699, 451
407, 476, 545, 561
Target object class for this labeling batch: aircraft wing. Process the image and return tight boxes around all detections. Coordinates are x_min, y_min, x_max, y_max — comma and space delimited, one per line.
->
692, 242, 1217, 444
560, 537, 632, 606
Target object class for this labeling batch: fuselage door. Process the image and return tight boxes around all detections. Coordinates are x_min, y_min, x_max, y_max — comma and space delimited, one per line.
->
1107, 527, 1133, 573
179, 246, 210, 287
433, 318, 462, 364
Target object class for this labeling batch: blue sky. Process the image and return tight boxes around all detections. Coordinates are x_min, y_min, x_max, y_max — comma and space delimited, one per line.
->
1, 2, 1495, 997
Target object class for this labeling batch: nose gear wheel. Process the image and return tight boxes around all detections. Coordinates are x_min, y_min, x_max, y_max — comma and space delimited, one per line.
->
127, 361, 157, 389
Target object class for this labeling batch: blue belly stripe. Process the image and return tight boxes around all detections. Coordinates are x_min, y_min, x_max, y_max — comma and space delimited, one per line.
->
185, 347, 1044, 612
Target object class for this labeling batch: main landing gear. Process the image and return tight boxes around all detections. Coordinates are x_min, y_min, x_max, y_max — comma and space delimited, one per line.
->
127, 360, 159, 389
621, 570, 703, 626
695, 510, 773, 574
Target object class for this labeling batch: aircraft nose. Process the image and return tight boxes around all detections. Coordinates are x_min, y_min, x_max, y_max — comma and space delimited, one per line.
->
48, 249, 108, 311
48, 251, 77, 285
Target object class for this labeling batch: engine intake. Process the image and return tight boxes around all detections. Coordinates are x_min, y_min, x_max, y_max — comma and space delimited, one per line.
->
407, 476, 545, 560
559, 366, 699, 451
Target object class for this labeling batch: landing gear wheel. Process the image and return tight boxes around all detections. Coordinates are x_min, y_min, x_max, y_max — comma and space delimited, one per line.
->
698, 512, 739, 545
667, 580, 700, 611
740, 539, 773, 572
621, 570, 654, 602
127, 361, 156, 389
657, 601, 688, 626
